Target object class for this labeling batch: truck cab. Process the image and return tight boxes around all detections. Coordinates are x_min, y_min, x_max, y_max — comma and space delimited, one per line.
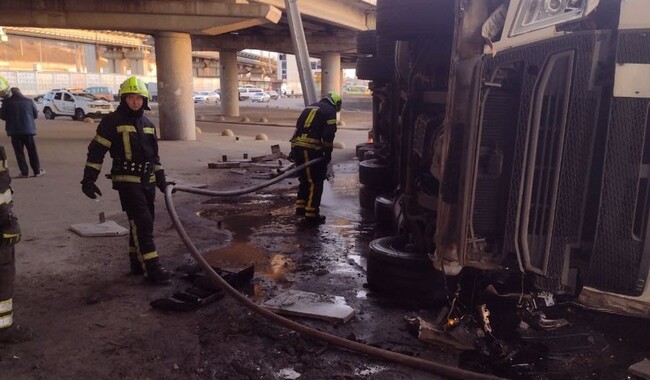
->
359, 0, 650, 318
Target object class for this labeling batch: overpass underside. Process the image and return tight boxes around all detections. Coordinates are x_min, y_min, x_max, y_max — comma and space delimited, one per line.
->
0, 0, 375, 140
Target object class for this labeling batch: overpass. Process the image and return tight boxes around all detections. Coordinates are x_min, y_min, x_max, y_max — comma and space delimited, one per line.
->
0, 0, 376, 140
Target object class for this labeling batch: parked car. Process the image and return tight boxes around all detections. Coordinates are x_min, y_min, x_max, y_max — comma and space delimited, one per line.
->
146, 82, 158, 102
267, 91, 279, 100
41, 89, 114, 121
84, 86, 113, 101
193, 91, 220, 104
238, 87, 263, 101
251, 91, 271, 103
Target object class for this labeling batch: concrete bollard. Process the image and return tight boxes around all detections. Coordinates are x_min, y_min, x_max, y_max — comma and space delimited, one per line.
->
255, 133, 269, 141
221, 129, 234, 137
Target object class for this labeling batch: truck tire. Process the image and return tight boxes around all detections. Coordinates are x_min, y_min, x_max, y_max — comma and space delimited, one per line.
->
374, 195, 393, 227
366, 236, 446, 301
355, 56, 395, 84
356, 30, 377, 55
359, 159, 391, 189
43, 107, 55, 120
359, 185, 379, 210
377, 0, 455, 40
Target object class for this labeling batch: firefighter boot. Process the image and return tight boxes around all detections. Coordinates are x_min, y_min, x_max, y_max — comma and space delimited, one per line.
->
129, 254, 144, 275
302, 215, 326, 226
145, 262, 172, 285
0, 324, 33, 343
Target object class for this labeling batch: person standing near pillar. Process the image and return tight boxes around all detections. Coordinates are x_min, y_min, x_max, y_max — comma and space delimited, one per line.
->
0, 78, 31, 343
290, 91, 342, 226
80, 76, 173, 285
0, 87, 45, 178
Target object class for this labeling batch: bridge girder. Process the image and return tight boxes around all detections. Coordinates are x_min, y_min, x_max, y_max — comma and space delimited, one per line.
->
0, 0, 282, 35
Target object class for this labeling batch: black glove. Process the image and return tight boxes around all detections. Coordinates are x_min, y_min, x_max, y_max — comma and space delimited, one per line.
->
323, 151, 332, 166
82, 182, 102, 199
288, 150, 295, 162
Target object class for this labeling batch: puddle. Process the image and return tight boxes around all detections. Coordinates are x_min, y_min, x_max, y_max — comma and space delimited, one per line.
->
197, 162, 376, 289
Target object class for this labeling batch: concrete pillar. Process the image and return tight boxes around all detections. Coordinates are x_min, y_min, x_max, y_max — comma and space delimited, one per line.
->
219, 50, 240, 117
320, 52, 341, 97
154, 32, 196, 141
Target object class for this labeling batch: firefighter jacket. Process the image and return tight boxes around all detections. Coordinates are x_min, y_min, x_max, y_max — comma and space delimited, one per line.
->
290, 99, 338, 154
0, 146, 20, 248
82, 103, 165, 189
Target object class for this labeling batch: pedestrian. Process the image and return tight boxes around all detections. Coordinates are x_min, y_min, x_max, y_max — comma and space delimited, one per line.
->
0, 87, 45, 178
80, 76, 173, 285
0, 78, 31, 343
289, 91, 341, 225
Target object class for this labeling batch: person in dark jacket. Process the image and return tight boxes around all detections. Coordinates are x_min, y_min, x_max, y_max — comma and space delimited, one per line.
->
0, 87, 44, 178
80, 76, 173, 285
290, 91, 341, 225
0, 78, 31, 343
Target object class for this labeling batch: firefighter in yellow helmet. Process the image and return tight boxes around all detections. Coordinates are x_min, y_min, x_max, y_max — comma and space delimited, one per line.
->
0, 74, 31, 343
81, 76, 173, 285
290, 91, 341, 225
0, 75, 9, 99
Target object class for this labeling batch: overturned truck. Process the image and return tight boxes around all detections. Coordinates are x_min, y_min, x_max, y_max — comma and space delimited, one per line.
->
358, 0, 650, 318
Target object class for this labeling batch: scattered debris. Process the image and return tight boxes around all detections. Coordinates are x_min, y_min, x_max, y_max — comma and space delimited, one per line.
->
69, 220, 128, 237
150, 265, 254, 312
629, 358, 650, 380
251, 145, 286, 162
262, 289, 355, 324
277, 368, 301, 380
408, 316, 475, 351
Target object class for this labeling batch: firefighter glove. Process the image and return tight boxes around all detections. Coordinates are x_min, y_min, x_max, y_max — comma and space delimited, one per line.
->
82, 182, 102, 199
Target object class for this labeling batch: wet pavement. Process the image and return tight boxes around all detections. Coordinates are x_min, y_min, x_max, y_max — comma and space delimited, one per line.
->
186, 157, 650, 379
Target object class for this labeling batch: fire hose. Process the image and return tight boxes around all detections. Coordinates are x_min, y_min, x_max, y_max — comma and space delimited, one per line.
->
164, 158, 505, 380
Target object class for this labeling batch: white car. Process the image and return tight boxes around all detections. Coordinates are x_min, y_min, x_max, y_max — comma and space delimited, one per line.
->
251, 91, 271, 103
193, 91, 220, 104
238, 87, 264, 101
41, 89, 114, 121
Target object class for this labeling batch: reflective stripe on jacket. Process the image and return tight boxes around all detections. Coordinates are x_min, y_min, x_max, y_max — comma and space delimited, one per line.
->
83, 103, 164, 186
290, 99, 337, 151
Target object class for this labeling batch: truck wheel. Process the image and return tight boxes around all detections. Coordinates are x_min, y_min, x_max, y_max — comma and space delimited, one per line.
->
374, 195, 393, 227
356, 30, 377, 55
366, 236, 446, 302
359, 159, 391, 189
359, 185, 379, 210
74, 108, 86, 121
43, 107, 55, 120
356, 56, 395, 83
377, 0, 454, 40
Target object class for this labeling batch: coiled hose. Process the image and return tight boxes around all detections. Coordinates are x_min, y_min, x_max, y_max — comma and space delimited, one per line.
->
164, 158, 505, 380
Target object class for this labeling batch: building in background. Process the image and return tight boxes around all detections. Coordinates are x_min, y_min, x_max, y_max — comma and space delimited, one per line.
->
0, 27, 278, 96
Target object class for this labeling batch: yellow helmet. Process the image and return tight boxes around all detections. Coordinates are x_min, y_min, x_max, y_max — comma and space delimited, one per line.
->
119, 76, 149, 98
324, 91, 342, 112
118, 76, 150, 110
0, 75, 9, 98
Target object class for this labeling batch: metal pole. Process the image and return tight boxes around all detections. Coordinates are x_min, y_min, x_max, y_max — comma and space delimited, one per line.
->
284, 0, 318, 106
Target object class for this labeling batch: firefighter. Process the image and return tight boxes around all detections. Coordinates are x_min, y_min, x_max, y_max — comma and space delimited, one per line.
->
290, 91, 341, 225
0, 76, 31, 343
80, 76, 172, 285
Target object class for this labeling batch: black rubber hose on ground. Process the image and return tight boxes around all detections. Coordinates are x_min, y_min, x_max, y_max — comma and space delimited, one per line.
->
164, 162, 505, 380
